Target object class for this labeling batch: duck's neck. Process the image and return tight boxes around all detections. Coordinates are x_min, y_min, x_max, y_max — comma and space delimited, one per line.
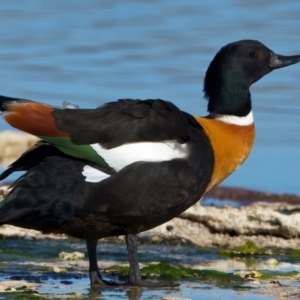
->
204, 64, 252, 117
206, 84, 252, 117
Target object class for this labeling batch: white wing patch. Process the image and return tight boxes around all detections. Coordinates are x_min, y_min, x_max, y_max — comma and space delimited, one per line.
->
91, 141, 188, 172
82, 165, 110, 183
82, 141, 189, 182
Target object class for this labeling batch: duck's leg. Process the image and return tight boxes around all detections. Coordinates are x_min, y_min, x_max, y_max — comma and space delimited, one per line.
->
125, 234, 179, 287
86, 239, 121, 286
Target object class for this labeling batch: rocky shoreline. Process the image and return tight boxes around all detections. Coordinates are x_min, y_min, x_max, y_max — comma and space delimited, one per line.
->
1, 183, 300, 249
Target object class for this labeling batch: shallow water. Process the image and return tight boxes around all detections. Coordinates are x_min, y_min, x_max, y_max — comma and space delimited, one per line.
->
0, 1, 300, 195
1, 239, 300, 299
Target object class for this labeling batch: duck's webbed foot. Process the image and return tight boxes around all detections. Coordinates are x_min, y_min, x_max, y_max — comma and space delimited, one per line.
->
89, 270, 122, 286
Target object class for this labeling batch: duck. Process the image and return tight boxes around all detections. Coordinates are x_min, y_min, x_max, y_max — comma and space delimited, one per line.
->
0, 40, 299, 287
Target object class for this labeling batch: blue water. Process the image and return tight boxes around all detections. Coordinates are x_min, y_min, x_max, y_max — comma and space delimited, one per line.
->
0, 0, 300, 195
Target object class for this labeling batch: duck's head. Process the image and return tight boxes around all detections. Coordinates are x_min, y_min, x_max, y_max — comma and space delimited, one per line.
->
204, 40, 300, 116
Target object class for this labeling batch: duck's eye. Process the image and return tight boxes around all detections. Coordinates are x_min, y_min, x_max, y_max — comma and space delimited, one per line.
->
248, 51, 257, 57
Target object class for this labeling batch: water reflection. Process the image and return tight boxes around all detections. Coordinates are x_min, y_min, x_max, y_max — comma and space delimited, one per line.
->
88, 286, 157, 300
125, 288, 144, 300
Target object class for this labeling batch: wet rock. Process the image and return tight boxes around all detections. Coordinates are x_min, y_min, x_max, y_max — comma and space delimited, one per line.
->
53, 266, 66, 273
257, 285, 300, 299
59, 251, 85, 261
266, 258, 279, 267
235, 270, 262, 278
142, 201, 300, 249
0, 280, 39, 293
0, 223, 66, 240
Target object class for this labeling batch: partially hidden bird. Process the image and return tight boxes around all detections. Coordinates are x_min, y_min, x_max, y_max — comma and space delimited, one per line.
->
0, 40, 300, 287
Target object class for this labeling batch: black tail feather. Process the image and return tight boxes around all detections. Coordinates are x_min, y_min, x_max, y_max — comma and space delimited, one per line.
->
0, 95, 33, 111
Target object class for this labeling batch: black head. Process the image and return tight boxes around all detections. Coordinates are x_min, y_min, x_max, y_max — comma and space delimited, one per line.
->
204, 40, 300, 116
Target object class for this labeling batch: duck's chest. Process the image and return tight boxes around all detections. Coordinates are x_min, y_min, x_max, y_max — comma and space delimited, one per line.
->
194, 116, 255, 193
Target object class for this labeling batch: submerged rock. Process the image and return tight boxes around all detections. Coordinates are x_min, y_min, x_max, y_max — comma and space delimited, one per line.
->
59, 251, 85, 261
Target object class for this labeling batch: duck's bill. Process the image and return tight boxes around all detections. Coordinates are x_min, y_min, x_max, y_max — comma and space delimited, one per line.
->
269, 52, 300, 69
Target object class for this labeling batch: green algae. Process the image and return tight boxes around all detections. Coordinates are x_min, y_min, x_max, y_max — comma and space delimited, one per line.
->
0, 293, 40, 300
141, 263, 239, 281
105, 265, 130, 276
244, 259, 257, 269
141, 263, 193, 281
0, 291, 84, 300
218, 242, 300, 265
219, 241, 263, 256
259, 270, 299, 280
287, 249, 300, 261
0, 289, 40, 300
106, 263, 240, 282
234, 241, 259, 254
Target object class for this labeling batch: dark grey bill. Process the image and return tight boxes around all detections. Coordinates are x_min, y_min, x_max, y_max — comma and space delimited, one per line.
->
269, 52, 300, 69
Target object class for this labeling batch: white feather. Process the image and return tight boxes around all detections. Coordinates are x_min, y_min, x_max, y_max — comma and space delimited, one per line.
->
90, 141, 189, 172
82, 165, 110, 183
82, 141, 188, 183
210, 111, 254, 126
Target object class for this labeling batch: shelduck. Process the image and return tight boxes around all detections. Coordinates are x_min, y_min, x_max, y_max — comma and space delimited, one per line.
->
0, 40, 299, 287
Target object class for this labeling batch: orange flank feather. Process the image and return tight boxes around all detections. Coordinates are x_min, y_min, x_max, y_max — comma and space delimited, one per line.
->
3, 102, 69, 137
194, 116, 255, 193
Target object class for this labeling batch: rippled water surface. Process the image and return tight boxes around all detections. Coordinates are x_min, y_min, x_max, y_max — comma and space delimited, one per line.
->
1, 239, 299, 299
0, 2, 300, 191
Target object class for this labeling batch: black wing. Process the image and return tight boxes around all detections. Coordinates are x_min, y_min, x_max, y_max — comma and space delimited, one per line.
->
52, 99, 195, 149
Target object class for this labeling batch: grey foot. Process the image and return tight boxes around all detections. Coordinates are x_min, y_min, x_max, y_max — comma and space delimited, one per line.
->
89, 271, 123, 286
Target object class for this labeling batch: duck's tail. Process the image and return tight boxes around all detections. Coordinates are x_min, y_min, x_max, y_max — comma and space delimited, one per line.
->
0, 95, 68, 138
